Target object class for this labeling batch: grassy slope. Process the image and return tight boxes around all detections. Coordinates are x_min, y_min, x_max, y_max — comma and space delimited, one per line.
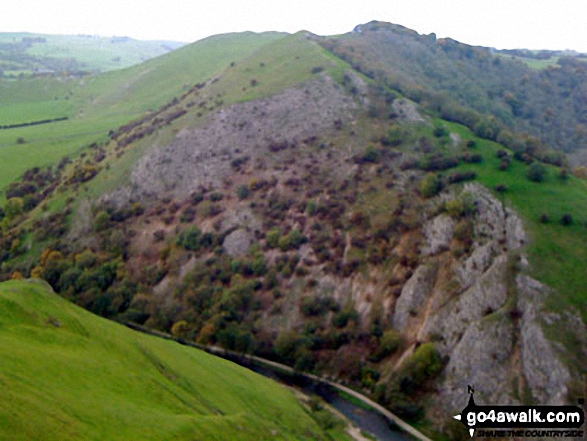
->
0, 32, 286, 197
444, 121, 587, 319
0, 32, 185, 74
0, 279, 347, 441
82, 31, 352, 200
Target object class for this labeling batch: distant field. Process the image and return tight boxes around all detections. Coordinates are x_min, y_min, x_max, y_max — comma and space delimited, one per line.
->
0, 279, 349, 441
0, 32, 185, 75
493, 53, 560, 70
445, 121, 587, 320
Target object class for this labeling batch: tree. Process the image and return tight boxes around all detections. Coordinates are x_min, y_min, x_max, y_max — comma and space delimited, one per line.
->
527, 163, 547, 182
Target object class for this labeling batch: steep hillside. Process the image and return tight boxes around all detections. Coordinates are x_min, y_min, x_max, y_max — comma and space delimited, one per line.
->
0, 31, 285, 196
320, 21, 587, 160
0, 32, 184, 76
0, 279, 352, 441
1, 27, 586, 439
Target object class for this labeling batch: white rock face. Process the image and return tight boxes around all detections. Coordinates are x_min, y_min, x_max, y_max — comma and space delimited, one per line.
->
393, 264, 436, 330
517, 276, 572, 405
422, 214, 455, 256
392, 183, 584, 415
222, 229, 254, 258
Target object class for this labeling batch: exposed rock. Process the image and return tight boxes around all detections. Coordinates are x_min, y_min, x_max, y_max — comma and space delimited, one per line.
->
223, 229, 255, 258
392, 99, 427, 123
220, 207, 262, 235
422, 214, 454, 256
393, 264, 437, 331
438, 312, 517, 411
105, 77, 357, 206
517, 275, 572, 405
421, 254, 510, 353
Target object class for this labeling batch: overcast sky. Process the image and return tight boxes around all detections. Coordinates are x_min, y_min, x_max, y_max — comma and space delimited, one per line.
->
2, 0, 587, 52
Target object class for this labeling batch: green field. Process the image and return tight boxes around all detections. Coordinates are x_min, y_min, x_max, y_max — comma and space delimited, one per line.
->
444, 121, 587, 319
0, 279, 350, 440
0, 32, 185, 75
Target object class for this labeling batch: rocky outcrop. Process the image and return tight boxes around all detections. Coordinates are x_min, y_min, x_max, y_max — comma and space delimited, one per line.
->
517, 275, 573, 405
223, 229, 254, 258
390, 183, 582, 415
104, 77, 357, 206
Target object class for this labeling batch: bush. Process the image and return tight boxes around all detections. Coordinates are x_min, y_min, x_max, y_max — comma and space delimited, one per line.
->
394, 342, 442, 394
447, 171, 477, 184
539, 213, 550, 224
433, 123, 448, 138
176, 226, 202, 251
444, 199, 467, 218
495, 184, 508, 193
420, 173, 441, 198
5, 197, 24, 219
237, 185, 250, 200
93, 211, 110, 232
461, 153, 483, 163
371, 330, 402, 361
527, 163, 547, 182
381, 126, 403, 146
265, 228, 281, 248
561, 214, 573, 226
362, 145, 380, 163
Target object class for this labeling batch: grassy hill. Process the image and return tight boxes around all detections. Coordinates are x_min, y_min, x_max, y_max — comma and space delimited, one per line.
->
0, 32, 184, 76
0, 31, 286, 197
0, 279, 351, 440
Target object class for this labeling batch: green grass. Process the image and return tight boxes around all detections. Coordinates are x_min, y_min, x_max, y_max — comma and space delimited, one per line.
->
0, 279, 341, 440
444, 121, 587, 320
0, 32, 286, 199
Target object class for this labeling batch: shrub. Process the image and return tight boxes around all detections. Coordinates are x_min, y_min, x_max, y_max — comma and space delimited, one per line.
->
447, 171, 477, 184
381, 126, 403, 146
394, 342, 442, 394
278, 235, 291, 252
445, 200, 466, 219
433, 123, 448, 138
561, 214, 573, 226
527, 163, 547, 182
237, 185, 250, 200
210, 192, 223, 202
362, 145, 380, 163
93, 211, 110, 232
418, 153, 459, 172
371, 330, 402, 361
420, 173, 441, 198
265, 228, 281, 248
176, 226, 202, 251
495, 184, 508, 193
461, 153, 483, 163
539, 213, 550, 224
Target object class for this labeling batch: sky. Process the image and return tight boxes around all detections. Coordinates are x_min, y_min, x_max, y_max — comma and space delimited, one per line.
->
2, 0, 587, 52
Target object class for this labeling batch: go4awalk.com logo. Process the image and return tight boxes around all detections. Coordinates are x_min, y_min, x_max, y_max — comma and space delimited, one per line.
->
453, 386, 585, 438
